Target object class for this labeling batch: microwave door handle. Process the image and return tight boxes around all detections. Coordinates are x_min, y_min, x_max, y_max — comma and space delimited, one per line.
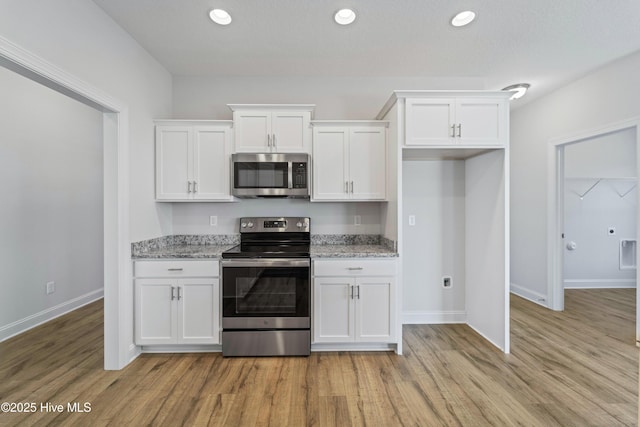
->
288, 162, 293, 189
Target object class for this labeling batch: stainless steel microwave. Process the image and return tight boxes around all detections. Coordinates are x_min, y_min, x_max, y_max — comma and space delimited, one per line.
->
231, 153, 309, 198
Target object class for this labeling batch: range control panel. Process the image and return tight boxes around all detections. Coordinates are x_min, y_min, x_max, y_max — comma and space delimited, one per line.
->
239, 217, 310, 233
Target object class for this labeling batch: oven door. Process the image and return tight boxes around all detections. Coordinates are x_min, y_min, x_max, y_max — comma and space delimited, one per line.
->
221, 258, 310, 329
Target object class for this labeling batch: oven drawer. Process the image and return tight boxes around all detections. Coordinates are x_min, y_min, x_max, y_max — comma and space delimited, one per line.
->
313, 259, 396, 277
135, 260, 219, 278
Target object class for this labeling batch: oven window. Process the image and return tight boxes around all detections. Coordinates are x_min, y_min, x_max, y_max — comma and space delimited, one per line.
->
234, 162, 288, 189
223, 267, 309, 317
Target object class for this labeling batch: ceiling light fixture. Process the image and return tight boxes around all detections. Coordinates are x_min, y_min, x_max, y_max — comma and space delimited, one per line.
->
502, 83, 531, 100
209, 9, 232, 25
334, 9, 356, 25
451, 10, 476, 27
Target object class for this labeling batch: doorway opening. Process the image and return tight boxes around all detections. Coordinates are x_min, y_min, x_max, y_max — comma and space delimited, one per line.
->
0, 37, 130, 369
548, 118, 640, 342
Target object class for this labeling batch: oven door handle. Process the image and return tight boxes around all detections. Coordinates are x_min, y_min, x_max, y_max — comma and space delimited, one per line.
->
221, 258, 310, 268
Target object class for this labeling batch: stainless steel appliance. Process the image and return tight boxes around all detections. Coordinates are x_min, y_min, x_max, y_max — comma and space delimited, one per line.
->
221, 217, 311, 356
231, 153, 309, 198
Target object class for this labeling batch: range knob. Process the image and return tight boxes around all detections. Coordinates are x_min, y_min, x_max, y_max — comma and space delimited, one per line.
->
241, 222, 247, 228
247, 222, 254, 228
297, 221, 303, 228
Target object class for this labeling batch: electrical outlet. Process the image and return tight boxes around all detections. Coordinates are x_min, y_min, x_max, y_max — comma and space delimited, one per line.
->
408, 215, 416, 226
608, 227, 616, 235
354, 215, 361, 226
210, 216, 218, 226
442, 276, 452, 289
46, 281, 55, 295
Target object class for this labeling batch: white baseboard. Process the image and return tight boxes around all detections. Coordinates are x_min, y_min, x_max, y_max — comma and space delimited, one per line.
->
402, 310, 466, 324
466, 322, 508, 354
510, 283, 548, 307
564, 279, 636, 289
140, 344, 222, 353
0, 289, 104, 342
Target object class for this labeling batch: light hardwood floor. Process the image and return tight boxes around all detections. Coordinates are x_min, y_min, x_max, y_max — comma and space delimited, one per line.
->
0, 289, 637, 426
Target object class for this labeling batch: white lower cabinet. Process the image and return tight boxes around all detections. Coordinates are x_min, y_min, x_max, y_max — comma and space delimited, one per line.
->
313, 259, 396, 345
134, 261, 220, 346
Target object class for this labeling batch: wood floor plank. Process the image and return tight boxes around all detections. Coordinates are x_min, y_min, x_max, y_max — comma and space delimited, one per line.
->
0, 291, 637, 426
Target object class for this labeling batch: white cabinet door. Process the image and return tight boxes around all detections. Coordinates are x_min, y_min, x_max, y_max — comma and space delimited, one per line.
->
355, 278, 395, 342
313, 277, 354, 343
155, 126, 192, 200
405, 97, 507, 147
135, 279, 177, 345
312, 127, 349, 200
178, 279, 220, 344
234, 111, 271, 152
405, 98, 456, 146
156, 123, 233, 201
192, 126, 233, 200
455, 98, 506, 146
349, 127, 386, 200
272, 111, 311, 153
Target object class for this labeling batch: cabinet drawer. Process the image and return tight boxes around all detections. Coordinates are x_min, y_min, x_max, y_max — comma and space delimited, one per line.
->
135, 260, 218, 278
314, 259, 396, 277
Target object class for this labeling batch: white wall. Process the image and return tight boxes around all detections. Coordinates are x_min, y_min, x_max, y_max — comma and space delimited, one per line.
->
563, 128, 637, 288
510, 50, 640, 303
172, 200, 382, 235
402, 160, 466, 322
0, 0, 172, 356
173, 76, 485, 120
0, 0, 173, 242
0, 67, 103, 338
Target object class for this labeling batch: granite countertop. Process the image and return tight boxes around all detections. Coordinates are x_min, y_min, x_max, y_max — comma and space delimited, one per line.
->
310, 244, 397, 258
132, 244, 235, 259
131, 234, 398, 259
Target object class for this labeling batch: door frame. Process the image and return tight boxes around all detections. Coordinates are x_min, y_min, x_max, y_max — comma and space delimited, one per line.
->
547, 117, 640, 341
0, 36, 132, 369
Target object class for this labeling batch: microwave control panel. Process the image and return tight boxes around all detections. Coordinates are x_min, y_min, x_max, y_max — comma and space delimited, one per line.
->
292, 163, 307, 189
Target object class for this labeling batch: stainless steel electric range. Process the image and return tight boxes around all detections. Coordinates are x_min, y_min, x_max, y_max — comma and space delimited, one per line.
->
221, 217, 311, 356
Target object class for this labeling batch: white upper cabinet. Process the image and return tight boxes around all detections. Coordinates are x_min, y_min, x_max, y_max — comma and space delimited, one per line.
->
312, 121, 387, 201
229, 105, 314, 153
405, 95, 508, 147
155, 121, 233, 202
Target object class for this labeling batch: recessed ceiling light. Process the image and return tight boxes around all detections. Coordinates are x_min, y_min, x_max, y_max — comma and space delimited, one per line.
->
451, 10, 476, 27
209, 9, 232, 26
334, 9, 356, 25
502, 83, 531, 100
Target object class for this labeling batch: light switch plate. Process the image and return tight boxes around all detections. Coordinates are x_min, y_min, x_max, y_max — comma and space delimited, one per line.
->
210, 216, 218, 226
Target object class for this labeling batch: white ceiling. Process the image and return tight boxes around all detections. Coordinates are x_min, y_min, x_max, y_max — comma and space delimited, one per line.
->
92, 0, 640, 105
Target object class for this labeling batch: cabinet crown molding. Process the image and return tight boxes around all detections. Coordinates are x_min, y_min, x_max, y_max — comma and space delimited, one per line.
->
376, 90, 511, 120
227, 104, 315, 112
311, 120, 389, 127
154, 119, 233, 127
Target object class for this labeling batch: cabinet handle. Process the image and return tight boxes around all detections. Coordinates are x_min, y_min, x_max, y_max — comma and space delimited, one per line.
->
168, 268, 183, 272
350, 285, 354, 299
194, 181, 198, 193
350, 181, 354, 193
347, 267, 363, 270
457, 124, 462, 138
171, 286, 176, 300
273, 134, 277, 150
356, 285, 360, 299
177, 286, 182, 300
345, 181, 349, 193
187, 181, 192, 193
451, 124, 456, 138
